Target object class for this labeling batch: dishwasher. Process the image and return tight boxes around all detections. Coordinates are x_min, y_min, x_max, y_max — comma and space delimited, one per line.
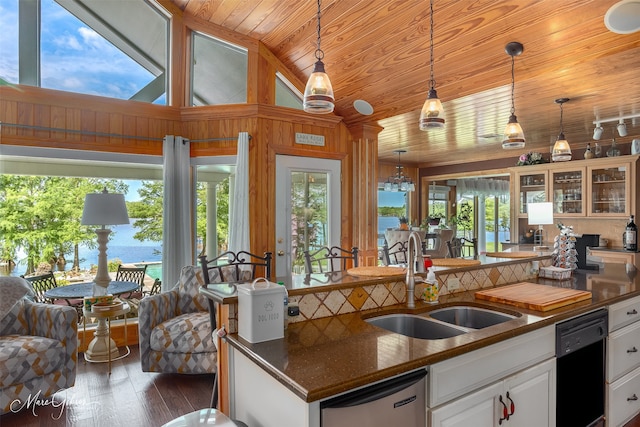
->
320, 369, 426, 427
556, 308, 608, 427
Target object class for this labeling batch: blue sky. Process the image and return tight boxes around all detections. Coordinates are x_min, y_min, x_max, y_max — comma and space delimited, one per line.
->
0, 0, 157, 100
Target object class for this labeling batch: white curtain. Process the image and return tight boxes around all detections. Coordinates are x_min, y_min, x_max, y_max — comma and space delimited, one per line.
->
228, 132, 250, 253
162, 135, 193, 290
457, 178, 510, 201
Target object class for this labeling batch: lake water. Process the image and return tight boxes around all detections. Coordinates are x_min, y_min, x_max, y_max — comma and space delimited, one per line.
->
9, 222, 163, 279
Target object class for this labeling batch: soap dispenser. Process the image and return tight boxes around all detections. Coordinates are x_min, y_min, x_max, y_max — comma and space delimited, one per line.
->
423, 269, 439, 304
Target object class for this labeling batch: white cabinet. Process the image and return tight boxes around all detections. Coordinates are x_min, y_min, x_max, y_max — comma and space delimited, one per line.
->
608, 295, 640, 426
430, 358, 556, 427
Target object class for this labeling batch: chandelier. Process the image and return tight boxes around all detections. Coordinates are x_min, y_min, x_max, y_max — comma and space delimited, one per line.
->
384, 150, 415, 192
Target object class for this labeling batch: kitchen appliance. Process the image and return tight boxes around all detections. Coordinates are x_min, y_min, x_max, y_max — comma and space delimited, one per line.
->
575, 233, 600, 270
320, 369, 426, 427
556, 309, 608, 427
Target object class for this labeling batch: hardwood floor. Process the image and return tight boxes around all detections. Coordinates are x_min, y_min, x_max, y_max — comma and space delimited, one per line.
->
0, 346, 215, 427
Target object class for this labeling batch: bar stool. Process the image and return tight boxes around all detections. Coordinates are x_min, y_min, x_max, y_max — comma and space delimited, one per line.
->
162, 408, 248, 427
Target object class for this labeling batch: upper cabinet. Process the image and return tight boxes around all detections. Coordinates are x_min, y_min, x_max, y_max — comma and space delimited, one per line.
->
511, 155, 639, 219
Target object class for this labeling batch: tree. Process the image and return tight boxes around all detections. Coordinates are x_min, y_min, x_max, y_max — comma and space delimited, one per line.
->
0, 175, 126, 274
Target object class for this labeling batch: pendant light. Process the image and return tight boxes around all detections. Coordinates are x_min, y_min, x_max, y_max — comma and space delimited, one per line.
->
419, 0, 445, 130
303, 0, 334, 114
552, 98, 572, 162
502, 42, 525, 149
383, 150, 415, 192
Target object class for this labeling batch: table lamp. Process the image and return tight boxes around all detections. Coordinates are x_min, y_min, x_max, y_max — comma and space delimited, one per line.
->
527, 202, 554, 250
81, 188, 129, 296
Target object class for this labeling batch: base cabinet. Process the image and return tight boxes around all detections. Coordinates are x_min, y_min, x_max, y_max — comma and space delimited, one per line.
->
429, 358, 556, 427
608, 295, 640, 426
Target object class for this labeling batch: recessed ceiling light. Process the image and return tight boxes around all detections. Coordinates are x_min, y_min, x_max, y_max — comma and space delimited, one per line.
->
605, 0, 640, 34
353, 99, 374, 115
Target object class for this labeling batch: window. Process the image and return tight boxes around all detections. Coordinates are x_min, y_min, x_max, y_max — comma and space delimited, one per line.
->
275, 72, 303, 110
378, 190, 408, 246
191, 32, 248, 106
0, 0, 169, 103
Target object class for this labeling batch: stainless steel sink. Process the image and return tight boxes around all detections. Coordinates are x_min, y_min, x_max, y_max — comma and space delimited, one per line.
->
428, 306, 516, 329
365, 314, 467, 339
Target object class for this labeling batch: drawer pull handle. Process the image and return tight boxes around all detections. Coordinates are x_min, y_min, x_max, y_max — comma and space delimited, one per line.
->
506, 391, 515, 417
628, 347, 638, 353
628, 394, 638, 402
498, 395, 509, 425
628, 309, 638, 316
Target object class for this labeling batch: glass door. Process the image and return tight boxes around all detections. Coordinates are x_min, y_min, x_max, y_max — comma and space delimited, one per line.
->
551, 168, 585, 216
588, 163, 629, 216
516, 171, 548, 216
275, 156, 341, 276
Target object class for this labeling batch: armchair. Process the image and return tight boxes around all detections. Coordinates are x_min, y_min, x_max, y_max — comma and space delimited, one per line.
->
138, 265, 216, 374
0, 277, 78, 415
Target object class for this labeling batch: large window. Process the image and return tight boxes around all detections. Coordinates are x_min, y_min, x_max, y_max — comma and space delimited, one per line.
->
378, 190, 408, 246
0, 0, 169, 103
191, 32, 248, 106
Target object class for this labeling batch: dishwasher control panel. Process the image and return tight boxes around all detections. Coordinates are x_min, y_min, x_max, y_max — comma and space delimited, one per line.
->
556, 309, 608, 357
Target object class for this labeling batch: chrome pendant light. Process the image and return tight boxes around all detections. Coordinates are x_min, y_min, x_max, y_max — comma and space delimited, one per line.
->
303, 0, 335, 114
502, 42, 525, 149
552, 98, 572, 162
419, 0, 445, 130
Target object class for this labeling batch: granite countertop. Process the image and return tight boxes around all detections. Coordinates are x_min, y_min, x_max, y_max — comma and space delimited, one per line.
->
222, 263, 640, 403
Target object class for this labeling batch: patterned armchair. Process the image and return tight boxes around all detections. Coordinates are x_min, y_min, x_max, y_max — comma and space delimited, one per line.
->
138, 265, 216, 374
0, 278, 78, 415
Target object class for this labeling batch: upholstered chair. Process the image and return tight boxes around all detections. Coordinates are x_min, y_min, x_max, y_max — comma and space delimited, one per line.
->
0, 277, 78, 415
138, 265, 216, 374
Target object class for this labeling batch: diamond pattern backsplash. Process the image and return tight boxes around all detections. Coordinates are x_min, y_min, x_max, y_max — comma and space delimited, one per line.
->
223, 259, 551, 332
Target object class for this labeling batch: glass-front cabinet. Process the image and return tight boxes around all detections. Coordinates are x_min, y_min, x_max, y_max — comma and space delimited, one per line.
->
515, 171, 547, 216
588, 162, 630, 217
551, 168, 585, 216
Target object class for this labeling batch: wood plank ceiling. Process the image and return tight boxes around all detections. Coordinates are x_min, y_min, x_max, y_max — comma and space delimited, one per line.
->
170, 0, 640, 168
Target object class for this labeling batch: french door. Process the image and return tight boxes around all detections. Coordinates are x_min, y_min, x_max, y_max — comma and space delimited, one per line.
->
275, 155, 341, 277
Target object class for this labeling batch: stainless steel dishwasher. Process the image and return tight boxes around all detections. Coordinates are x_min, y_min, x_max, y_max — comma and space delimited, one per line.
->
320, 369, 426, 427
556, 308, 608, 427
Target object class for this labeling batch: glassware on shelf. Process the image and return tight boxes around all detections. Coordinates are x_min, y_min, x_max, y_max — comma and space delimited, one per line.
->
594, 143, 602, 158
607, 139, 621, 157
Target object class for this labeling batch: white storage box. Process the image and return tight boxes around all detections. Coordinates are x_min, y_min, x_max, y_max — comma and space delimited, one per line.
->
539, 266, 572, 280
237, 278, 285, 343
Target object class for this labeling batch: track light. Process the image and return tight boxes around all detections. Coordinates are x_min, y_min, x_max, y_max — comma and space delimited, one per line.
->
593, 123, 604, 140
617, 119, 628, 137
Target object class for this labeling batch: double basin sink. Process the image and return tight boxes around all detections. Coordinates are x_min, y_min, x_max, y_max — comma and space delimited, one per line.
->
365, 305, 519, 340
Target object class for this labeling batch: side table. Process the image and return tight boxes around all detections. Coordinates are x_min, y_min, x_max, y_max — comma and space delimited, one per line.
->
82, 302, 131, 374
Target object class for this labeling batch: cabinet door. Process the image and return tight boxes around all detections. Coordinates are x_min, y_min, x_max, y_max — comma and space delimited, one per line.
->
515, 170, 548, 216
588, 161, 630, 217
550, 168, 585, 216
505, 358, 556, 427
429, 382, 500, 427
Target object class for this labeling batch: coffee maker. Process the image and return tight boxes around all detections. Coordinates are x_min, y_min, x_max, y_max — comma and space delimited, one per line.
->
575, 234, 600, 270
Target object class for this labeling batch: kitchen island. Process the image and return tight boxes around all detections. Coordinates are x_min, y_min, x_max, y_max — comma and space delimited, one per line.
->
202, 260, 639, 427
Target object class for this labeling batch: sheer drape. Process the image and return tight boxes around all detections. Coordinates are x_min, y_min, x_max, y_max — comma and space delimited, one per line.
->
162, 135, 193, 290
457, 178, 510, 201
228, 132, 250, 254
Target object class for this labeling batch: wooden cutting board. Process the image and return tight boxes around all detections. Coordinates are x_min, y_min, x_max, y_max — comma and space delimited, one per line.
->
475, 282, 592, 312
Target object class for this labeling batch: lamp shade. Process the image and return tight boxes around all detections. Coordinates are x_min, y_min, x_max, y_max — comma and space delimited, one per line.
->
81, 190, 129, 226
527, 202, 554, 225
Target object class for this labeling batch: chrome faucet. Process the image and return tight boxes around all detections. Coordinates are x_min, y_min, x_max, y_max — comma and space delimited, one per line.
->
405, 231, 425, 308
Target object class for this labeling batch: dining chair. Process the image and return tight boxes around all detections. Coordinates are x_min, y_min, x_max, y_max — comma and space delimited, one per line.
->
304, 246, 359, 273
447, 237, 478, 259
381, 241, 408, 266
115, 265, 147, 298
22, 272, 84, 321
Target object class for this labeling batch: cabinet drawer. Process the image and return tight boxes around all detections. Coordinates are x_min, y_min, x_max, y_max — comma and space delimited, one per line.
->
608, 321, 640, 383
607, 365, 640, 427
591, 250, 635, 266
609, 295, 640, 332
428, 325, 554, 407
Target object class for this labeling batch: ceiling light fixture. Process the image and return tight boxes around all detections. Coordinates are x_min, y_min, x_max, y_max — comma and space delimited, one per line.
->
617, 119, 628, 137
552, 98, 572, 162
593, 123, 604, 140
419, 0, 444, 130
384, 150, 415, 192
303, 0, 334, 114
502, 42, 525, 149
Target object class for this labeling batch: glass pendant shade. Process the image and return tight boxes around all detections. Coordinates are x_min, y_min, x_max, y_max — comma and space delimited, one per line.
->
303, 60, 334, 114
552, 133, 572, 162
419, 88, 445, 130
502, 114, 525, 149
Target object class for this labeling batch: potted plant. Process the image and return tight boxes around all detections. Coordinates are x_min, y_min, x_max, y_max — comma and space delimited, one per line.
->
398, 216, 409, 230
426, 213, 445, 227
